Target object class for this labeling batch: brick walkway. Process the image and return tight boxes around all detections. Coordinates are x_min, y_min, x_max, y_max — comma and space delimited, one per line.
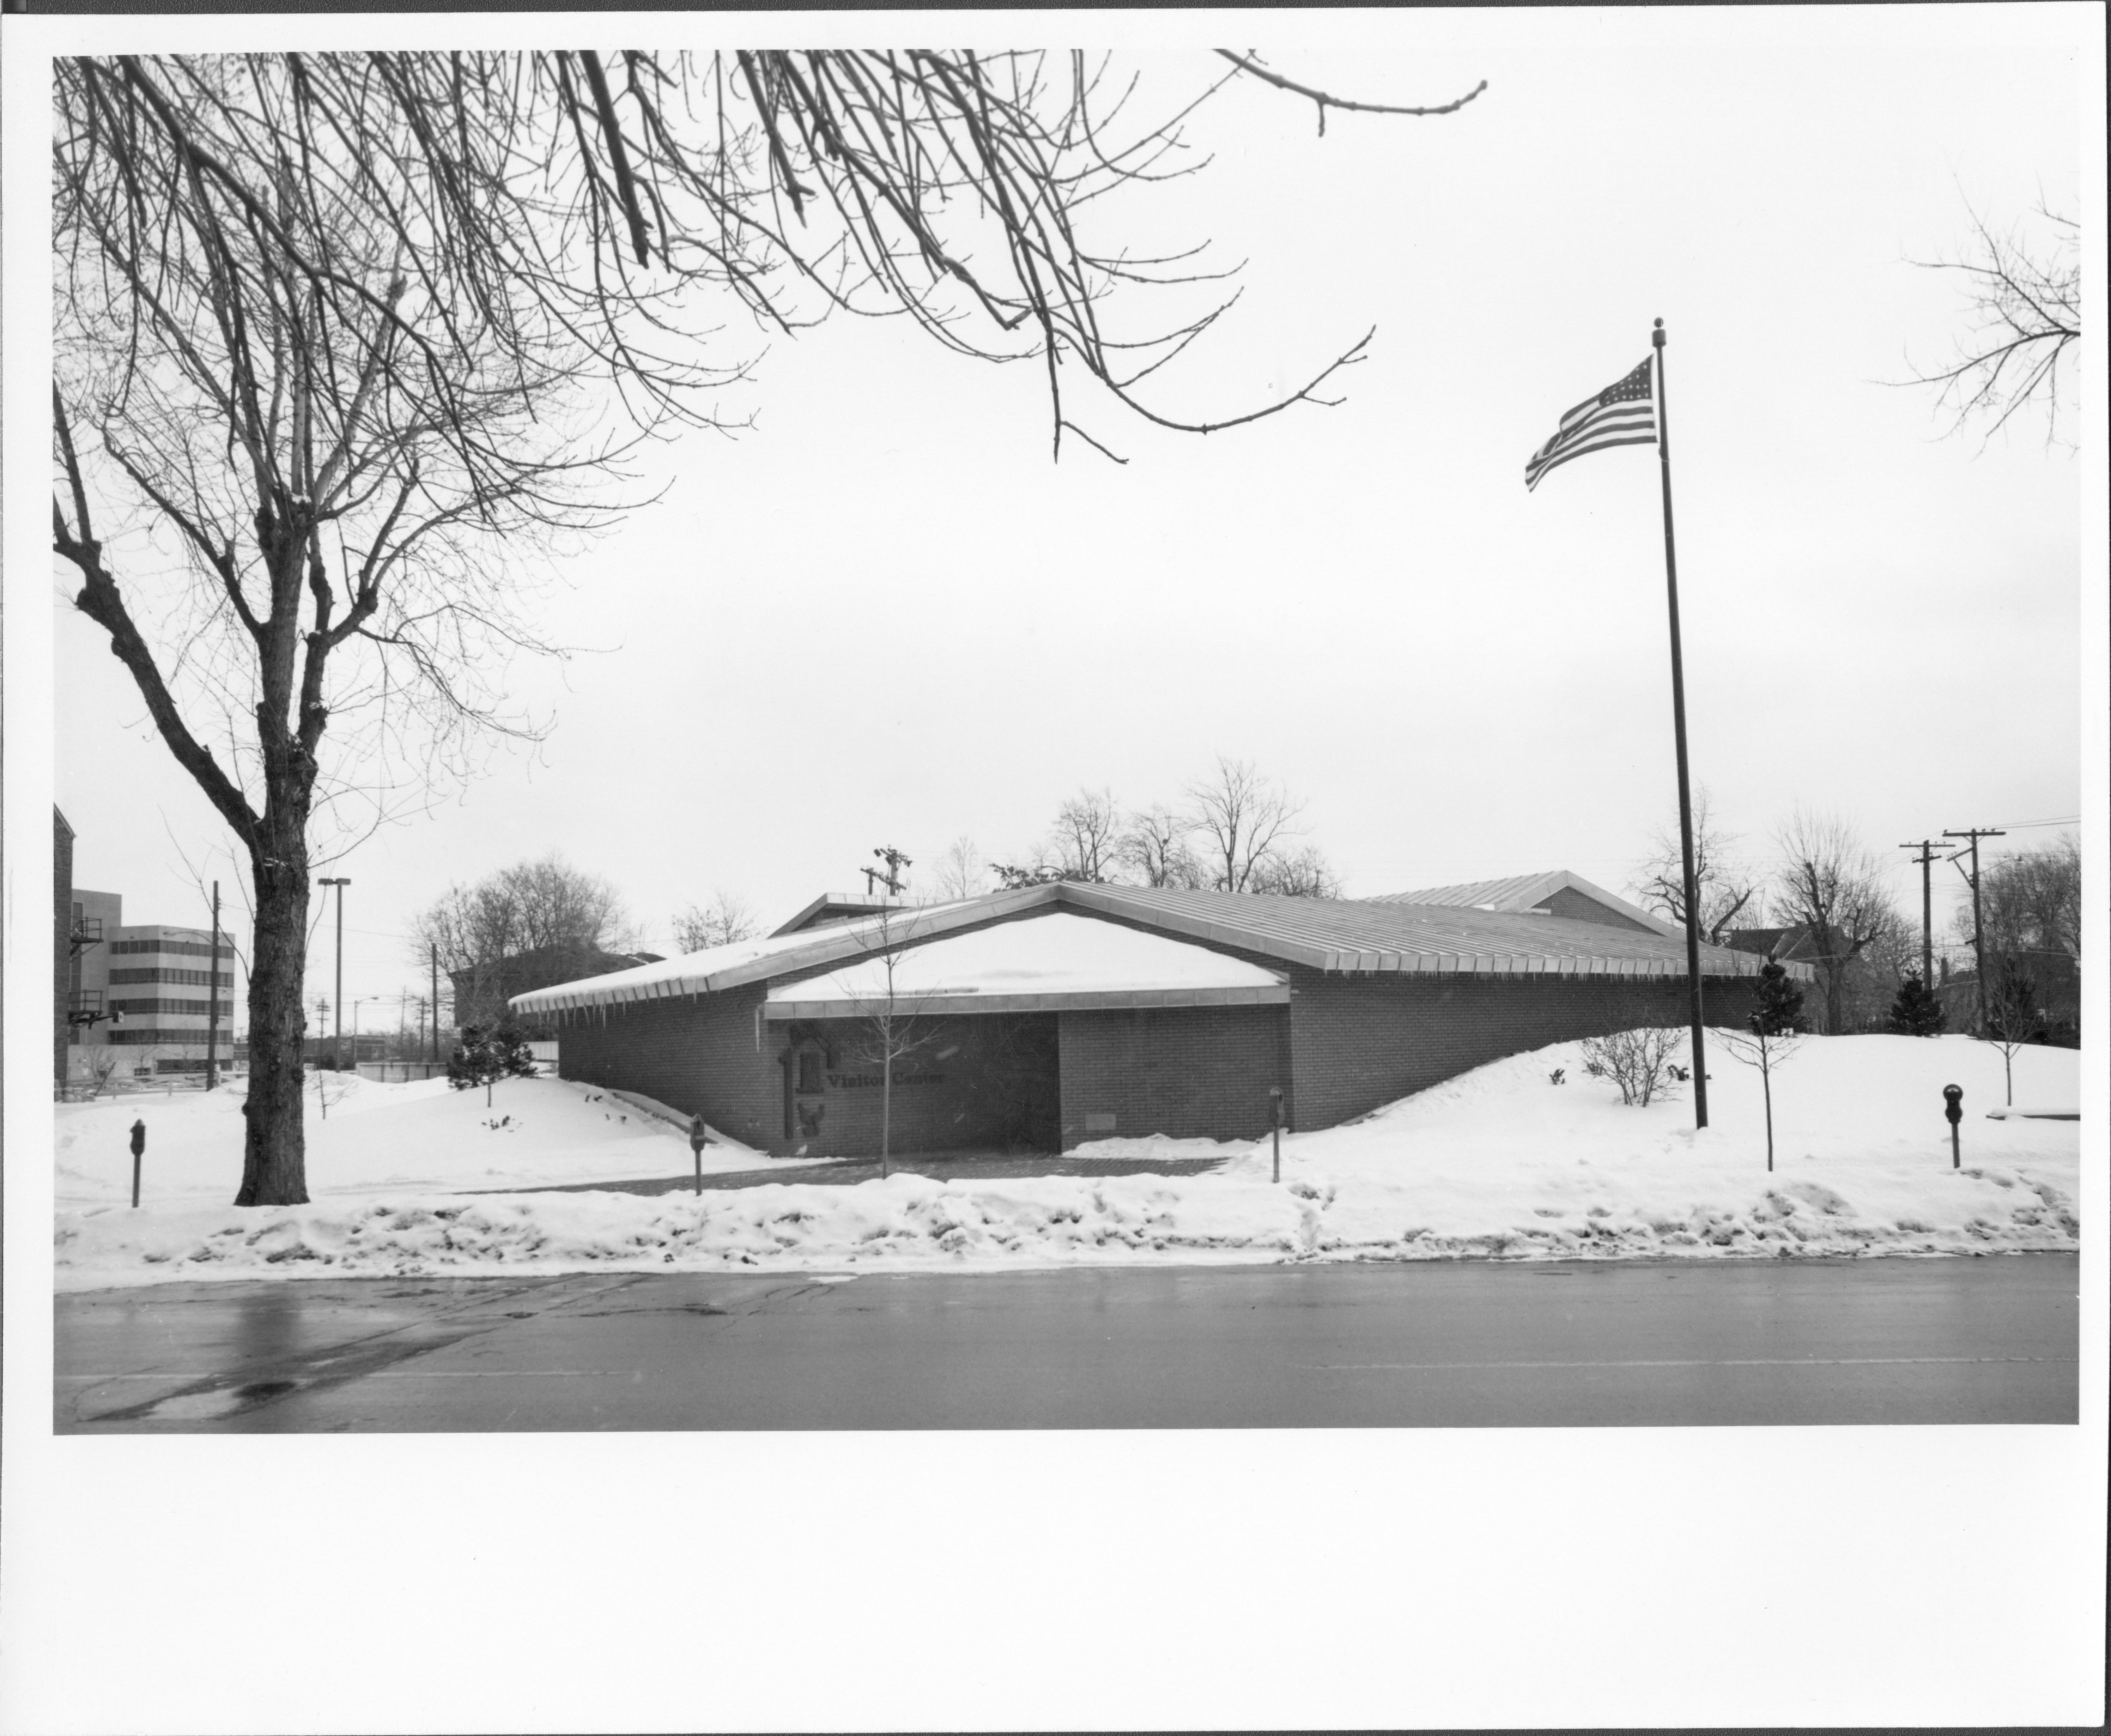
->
479, 1152, 1232, 1198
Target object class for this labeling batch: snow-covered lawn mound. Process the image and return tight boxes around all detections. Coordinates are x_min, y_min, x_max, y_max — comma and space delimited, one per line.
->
54, 1035, 2080, 1290
54, 1073, 790, 1209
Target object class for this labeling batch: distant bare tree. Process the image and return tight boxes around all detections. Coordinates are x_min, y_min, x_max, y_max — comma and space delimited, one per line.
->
1900, 202, 2080, 447
1248, 843, 1345, 900
1186, 758, 1306, 892
1048, 788, 1124, 883
414, 855, 629, 1028
1966, 835, 2082, 1044
1771, 808, 1898, 1034
931, 836, 989, 901
1979, 835, 2082, 963
672, 890, 758, 955
1116, 802, 1205, 889
1631, 786, 1758, 943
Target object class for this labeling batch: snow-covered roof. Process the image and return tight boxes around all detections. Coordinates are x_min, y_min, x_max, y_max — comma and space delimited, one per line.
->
1362, 869, 1680, 938
508, 894, 1008, 1015
764, 913, 1289, 1019
511, 881, 1806, 1015
769, 893, 924, 937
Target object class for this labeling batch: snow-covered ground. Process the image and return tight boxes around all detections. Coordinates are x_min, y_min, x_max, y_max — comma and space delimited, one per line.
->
53, 1034, 2081, 1290
55, 1071, 797, 1207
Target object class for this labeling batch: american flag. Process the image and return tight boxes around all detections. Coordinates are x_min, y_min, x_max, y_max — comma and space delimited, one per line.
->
1524, 358, 1657, 491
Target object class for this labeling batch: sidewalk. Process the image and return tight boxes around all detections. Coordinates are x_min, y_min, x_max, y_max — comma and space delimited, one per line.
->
478, 1149, 1235, 1197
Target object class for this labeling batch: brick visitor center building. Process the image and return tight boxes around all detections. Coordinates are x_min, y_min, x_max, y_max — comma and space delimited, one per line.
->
514, 878, 1801, 1159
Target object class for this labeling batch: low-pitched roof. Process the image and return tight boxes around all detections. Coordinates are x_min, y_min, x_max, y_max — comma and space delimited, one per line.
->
512, 881, 1805, 1016
1363, 869, 1679, 937
769, 893, 923, 937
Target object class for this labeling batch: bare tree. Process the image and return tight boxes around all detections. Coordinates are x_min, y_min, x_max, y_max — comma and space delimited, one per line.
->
1712, 954, 1808, 1172
414, 856, 629, 1029
672, 890, 759, 955
838, 908, 938, 1179
1771, 809, 1898, 1034
1978, 835, 2082, 964
1578, 1019, 1685, 1108
1248, 843, 1345, 900
1962, 835, 2082, 1048
505, 855, 634, 955
52, 52, 1480, 1205
1631, 786, 1758, 943
1047, 788, 1124, 883
1980, 958, 2046, 1107
1116, 803, 1205, 890
1185, 758, 1306, 893
1900, 203, 2080, 447
930, 836, 988, 901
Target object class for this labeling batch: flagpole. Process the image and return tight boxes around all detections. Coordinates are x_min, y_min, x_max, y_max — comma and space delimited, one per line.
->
1652, 317, 1709, 1129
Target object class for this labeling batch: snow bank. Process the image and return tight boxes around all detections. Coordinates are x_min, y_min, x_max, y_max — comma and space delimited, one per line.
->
54, 1034, 2081, 1290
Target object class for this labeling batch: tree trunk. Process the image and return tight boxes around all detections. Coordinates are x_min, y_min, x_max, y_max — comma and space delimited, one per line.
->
1760, 1044, 1774, 1172
881, 1038, 893, 1180
234, 818, 313, 1206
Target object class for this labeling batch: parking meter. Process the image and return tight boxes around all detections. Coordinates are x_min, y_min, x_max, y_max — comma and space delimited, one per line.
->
689, 1114, 708, 1196
1942, 1084, 1963, 1168
129, 1118, 146, 1208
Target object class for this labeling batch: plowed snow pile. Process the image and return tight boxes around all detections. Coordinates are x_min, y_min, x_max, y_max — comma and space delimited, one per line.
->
54, 1035, 2080, 1290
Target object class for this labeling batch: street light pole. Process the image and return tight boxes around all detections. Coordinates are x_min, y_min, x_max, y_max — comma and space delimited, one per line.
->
317, 877, 351, 1070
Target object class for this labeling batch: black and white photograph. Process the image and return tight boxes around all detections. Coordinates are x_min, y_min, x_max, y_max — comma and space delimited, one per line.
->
3, 6, 2105, 1731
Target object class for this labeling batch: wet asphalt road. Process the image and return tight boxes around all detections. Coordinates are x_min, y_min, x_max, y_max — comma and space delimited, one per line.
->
55, 1254, 2076, 1432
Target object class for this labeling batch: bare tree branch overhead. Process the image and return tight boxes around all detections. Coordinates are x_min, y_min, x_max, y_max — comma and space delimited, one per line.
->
53, 50, 1479, 1205
1898, 201, 2080, 448
1214, 50, 1488, 135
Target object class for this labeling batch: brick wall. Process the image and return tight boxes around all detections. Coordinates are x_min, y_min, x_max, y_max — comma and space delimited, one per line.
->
1056, 1004, 1291, 1147
1284, 969, 1759, 1129
553, 984, 783, 1149
554, 988, 1063, 1157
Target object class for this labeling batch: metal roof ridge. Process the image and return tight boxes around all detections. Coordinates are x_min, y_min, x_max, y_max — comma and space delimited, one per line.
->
1053, 882, 1341, 969
513, 884, 1061, 1012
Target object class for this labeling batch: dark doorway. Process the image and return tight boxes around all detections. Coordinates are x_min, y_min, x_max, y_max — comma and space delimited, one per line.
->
971, 1013, 1061, 1152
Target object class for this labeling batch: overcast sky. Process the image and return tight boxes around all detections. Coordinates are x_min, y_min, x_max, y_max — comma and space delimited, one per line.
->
33, 7, 2096, 1028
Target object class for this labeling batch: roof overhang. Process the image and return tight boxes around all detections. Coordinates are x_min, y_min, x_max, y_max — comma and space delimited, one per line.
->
514, 879, 1810, 1017
766, 984, 1289, 1020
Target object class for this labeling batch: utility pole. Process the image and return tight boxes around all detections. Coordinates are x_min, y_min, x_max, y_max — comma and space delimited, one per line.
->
871, 846, 913, 897
430, 941, 440, 1063
317, 876, 351, 1069
1898, 841, 1940, 987
206, 879, 222, 1091
1942, 827, 2005, 1034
